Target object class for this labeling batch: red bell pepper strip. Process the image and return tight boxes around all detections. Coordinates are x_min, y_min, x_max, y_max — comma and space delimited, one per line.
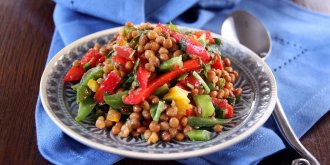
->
124, 59, 201, 105
212, 55, 223, 70
94, 71, 121, 103
115, 46, 134, 61
64, 66, 85, 82
192, 30, 215, 44
211, 98, 233, 118
171, 32, 211, 63
137, 66, 151, 89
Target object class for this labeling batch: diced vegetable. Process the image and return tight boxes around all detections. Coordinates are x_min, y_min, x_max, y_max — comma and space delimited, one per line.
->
212, 55, 223, 70
193, 30, 215, 44
107, 109, 121, 122
137, 66, 151, 89
77, 66, 104, 102
171, 32, 211, 63
150, 104, 157, 118
169, 22, 179, 32
159, 55, 183, 71
206, 44, 221, 55
187, 130, 211, 141
206, 82, 215, 91
164, 86, 190, 102
115, 46, 134, 61
153, 101, 165, 122
212, 98, 234, 119
192, 71, 210, 94
64, 66, 86, 82
75, 97, 96, 122
214, 38, 222, 45
124, 59, 201, 105
87, 79, 99, 92
94, 71, 121, 103
193, 95, 214, 117
164, 86, 191, 115
202, 63, 211, 78
177, 74, 201, 89
188, 116, 232, 127
104, 91, 128, 110
197, 33, 206, 47
80, 49, 102, 67
153, 84, 169, 96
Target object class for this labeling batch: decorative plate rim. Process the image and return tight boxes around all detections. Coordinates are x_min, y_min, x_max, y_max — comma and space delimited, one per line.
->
39, 26, 277, 160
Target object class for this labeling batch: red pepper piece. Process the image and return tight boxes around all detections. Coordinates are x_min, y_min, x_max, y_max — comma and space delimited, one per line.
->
211, 98, 233, 118
115, 46, 134, 60
193, 30, 215, 44
170, 31, 184, 42
212, 55, 223, 70
94, 71, 121, 103
185, 37, 211, 63
112, 55, 129, 65
137, 66, 151, 89
63, 66, 85, 82
186, 109, 193, 116
81, 49, 101, 67
124, 59, 201, 105
98, 56, 106, 63
171, 32, 211, 63
177, 74, 201, 89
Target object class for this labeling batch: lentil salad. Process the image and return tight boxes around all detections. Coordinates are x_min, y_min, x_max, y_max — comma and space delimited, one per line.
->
64, 22, 242, 144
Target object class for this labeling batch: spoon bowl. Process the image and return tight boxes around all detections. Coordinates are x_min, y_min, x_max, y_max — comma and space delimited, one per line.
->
221, 10, 271, 59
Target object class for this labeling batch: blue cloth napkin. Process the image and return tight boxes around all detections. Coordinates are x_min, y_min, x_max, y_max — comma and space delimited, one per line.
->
36, 0, 330, 164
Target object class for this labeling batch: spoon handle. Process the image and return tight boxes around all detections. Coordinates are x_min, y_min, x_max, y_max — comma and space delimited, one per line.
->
273, 98, 320, 165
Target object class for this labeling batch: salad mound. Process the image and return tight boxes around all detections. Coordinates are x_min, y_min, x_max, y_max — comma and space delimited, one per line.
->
64, 22, 242, 144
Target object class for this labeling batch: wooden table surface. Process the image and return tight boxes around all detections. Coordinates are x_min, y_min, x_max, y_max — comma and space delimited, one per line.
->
0, 0, 328, 164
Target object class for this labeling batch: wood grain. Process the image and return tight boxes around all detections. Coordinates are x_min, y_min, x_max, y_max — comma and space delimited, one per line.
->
0, 0, 328, 164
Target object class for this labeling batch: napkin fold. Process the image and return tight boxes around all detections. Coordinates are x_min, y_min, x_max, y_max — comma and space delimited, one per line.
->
36, 0, 330, 164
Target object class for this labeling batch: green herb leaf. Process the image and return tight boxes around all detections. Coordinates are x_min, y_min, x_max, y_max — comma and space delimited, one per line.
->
106, 49, 115, 58
192, 71, 210, 94
236, 96, 241, 104
198, 33, 206, 48
169, 22, 179, 32
201, 63, 210, 78
226, 97, 236, 106
214, 38, 222, 45
129, 50, 136, 59
206, 44, 221, 55
218, 78, 225, 89
179, 38, 187, 51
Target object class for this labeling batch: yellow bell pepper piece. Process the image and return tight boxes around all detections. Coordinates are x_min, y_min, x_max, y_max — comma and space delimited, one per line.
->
87, 79, 100, 92
164, 86, 192, 115
164, 86, 190, 102
107, 109, 121, 122
175, 100, 192, 115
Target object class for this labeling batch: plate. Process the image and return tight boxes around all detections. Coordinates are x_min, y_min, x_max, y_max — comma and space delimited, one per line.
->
40, 26, 277, 160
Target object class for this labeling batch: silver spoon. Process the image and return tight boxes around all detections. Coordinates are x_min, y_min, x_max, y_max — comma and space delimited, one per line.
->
221, 10, 320, 165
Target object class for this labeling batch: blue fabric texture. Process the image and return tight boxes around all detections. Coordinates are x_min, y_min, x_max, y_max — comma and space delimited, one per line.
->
36, 0, 330, 164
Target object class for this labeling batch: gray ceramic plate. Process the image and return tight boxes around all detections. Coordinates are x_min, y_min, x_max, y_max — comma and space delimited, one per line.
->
40, 26, 277, 160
